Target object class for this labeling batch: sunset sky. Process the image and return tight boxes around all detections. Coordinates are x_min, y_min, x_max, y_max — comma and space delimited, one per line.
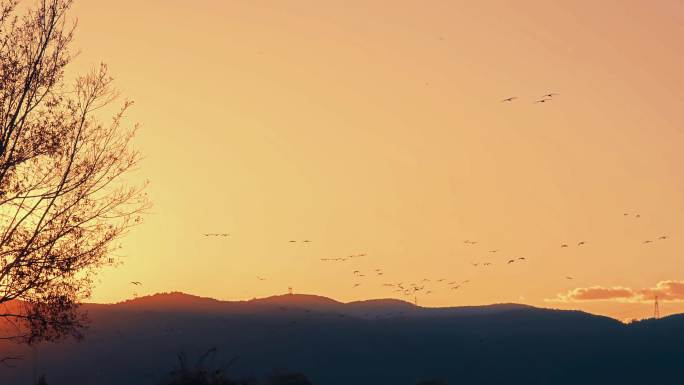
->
67, 1, 684, 321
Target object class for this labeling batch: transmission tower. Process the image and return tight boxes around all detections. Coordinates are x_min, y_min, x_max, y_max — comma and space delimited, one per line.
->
654, 295, 660, 319
288, 286, 293, 295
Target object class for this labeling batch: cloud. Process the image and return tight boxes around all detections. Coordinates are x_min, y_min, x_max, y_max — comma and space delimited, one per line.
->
550, 286, 636, 302
547, 280, 684, 303
639, 280, 684, 301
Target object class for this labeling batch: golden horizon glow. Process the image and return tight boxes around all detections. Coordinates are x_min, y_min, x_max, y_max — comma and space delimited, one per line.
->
66, 0, 684, 321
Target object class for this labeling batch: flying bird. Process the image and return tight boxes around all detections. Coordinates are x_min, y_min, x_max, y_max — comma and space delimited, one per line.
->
257, 276, 266, 281
658, 235, 669, 240
489, 250, 499, 253
501, 97, 517, 102
353, 283, 361, 288
535, 98, 551, 103
643, 240, 653, 244
131, 281, 142, 285
517, 257, 526, 260
541, 93, 558, 98
561, 244, 569, 248
507, 259, 515, 264
577, 241, 587, 246
566, 276, 573, 280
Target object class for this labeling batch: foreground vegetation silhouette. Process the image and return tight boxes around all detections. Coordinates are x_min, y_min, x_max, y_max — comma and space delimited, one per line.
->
158, 350, 313, 385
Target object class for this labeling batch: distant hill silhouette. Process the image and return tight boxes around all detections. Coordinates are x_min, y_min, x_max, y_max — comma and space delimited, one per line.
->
1, 292, 682, 385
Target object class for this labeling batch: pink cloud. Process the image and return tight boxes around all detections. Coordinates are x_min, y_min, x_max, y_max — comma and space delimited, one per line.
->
639, 280, 684, 301
551, 286, 636, 302
548, 281, 684, 303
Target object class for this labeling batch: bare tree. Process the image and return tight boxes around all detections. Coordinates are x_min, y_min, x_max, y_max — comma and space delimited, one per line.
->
0, 0, 149, 345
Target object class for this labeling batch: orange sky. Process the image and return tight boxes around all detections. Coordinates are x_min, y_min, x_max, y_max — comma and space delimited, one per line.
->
65, 0, 684, 321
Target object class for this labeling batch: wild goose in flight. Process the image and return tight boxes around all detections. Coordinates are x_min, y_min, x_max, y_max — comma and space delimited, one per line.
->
501, 97, 517, 102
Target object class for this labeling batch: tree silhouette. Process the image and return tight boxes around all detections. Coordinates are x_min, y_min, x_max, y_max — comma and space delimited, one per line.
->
0, 0, 149, 345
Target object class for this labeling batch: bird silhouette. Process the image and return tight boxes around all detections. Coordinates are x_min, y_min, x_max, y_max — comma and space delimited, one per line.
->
489, 249, 499, 253
501, 97, 517, 102
658, 235, 669, 240
535, 98, 551, 103
353, 283, 361, 288
507, 259, 515, 264
561, 244, 569, 248
131, 281, 141, 285
542, 93, 558, 98
566, 276, 573, 280
643, 240, 653, 244
577, 241, 587, 246
257, 276, 266, 281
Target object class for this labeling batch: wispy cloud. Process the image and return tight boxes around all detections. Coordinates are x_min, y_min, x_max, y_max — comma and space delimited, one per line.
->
547, 280, 684, 303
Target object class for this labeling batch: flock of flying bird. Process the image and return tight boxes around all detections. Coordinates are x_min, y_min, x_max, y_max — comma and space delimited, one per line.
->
133, 95, 673, 304
182, 206, 672, 304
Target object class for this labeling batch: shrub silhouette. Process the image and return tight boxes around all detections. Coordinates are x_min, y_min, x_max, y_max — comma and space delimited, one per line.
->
415, 380, 448, 385
158, 350, 251, 385
266, 370, 313, 385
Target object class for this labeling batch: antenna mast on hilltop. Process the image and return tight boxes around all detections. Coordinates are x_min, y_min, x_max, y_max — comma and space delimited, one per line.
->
654, 295, 660, 319
288, 287, 293, 295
